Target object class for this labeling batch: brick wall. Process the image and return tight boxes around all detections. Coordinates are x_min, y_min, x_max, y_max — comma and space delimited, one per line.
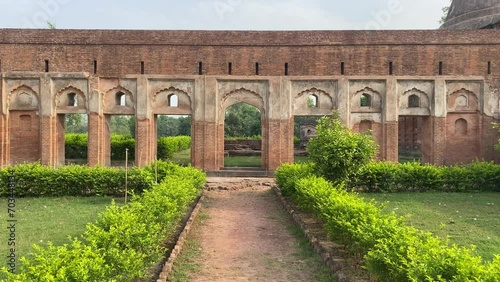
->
9, 111, 40, 164
0, 30, 498, 77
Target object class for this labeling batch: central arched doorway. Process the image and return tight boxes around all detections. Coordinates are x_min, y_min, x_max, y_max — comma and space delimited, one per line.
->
224, 102, 262, 168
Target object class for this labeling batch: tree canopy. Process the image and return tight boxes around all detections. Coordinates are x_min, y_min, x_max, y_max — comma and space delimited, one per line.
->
224, 103, 261, 138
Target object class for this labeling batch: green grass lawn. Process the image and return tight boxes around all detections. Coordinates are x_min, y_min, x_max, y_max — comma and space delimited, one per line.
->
171, 149, 192, 166
224, 156, 262, 167
0, 197, 123, 261
172, 149, 311, 167
362, 192, 500, 261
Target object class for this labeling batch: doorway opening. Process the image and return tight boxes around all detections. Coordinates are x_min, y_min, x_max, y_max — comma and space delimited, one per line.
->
155, 115, 192, 166
60, 113, 88, 165
224, 103, 262, 168
105, 115, 135, 167
293, 115, 321, 163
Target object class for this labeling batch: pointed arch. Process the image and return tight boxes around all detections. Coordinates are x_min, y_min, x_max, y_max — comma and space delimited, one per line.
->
448, 88, 478, 112
294, 87, 334, 115
351, 87, 382, 112
55, 85, 86, 110
152, 86, 192, 115
222, 87, 264, 112
103, 86, 135, 114
8, 85, 39, 111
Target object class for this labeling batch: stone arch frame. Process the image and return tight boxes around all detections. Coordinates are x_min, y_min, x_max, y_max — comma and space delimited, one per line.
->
351, 87, 382, 113
219, 87, 268, 169
152, 86, 192, 115
55, 85, 87, 113
7, 85, 39, 111
103, 86, 135, 114
447, 88, 479, 113
399, 87, 431, 116
294, 87, 334, 116
221, 88, 265, 115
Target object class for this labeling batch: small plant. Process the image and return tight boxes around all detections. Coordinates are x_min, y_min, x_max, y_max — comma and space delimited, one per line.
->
307, 114, 378, 185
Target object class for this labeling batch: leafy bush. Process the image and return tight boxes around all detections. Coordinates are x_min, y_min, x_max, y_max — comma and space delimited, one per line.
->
111, 134, 135, 160
307, 114, 378, 185
279, 169, 500, 281
65, 133, 88, 159
354, 161, 500, 193
275, 162, 316, 196
0, 163, 153, 197
1, 162, 206, 281
157, 136, 191, 160
65, 134, 191, 161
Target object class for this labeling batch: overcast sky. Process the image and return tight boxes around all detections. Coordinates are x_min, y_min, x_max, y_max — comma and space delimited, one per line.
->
0, 0, 451, 30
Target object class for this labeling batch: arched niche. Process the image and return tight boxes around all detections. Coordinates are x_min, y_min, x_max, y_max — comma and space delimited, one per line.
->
55, 86, 87, 114
8, 85, 39, 111
399, 88, 431, 116
294, 88, 334, 116
103, 86, 135, 114
447, 88, 479, 113
351, 87, 382, 113
454, 118, 468, 135
152, 87, 192, 115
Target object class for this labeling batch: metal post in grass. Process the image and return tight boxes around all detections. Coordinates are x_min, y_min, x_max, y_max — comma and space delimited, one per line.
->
125, 148, 129, 204
155, 155, 158, 184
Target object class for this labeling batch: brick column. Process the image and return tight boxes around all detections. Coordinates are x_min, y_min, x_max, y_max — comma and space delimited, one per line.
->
0, 114, 7, 167
87, 76, 106, 166
432, 78, 447, 165
267, 77, 293, 171
384, 77, 398, 162
39, 74, 57, 167
194, 76, 219, 171
135, 77, 154, 167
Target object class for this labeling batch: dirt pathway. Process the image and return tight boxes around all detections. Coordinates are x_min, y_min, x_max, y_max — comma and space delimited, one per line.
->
175, 177, 333, 282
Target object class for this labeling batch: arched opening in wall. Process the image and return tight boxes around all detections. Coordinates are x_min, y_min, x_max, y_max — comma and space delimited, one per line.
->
105, 114, 136, 167
58, 114, 89, 165
359, 120, 372, 133
455, 118, 468, 135
115, 92, 126, 106
308, 95, 318, 108
360, 93, 372, 107
398, 116, 432, 164
224, 103, 262, 168
155, 114, 192, 166
9, 111, 41, 164
67, 93, 78, 107
167, 94, 179, 107
408, 94, 420, 108
293, 115, 322, 163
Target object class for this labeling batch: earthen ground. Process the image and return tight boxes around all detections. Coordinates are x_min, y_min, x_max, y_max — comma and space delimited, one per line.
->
180, 177, 333, 282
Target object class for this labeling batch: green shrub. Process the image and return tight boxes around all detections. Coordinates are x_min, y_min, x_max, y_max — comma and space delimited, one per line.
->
354, 161, 500, 193
65, 134, 191, 161
65, 133, 88, 159
157, 136, 191, 160
307, 115, 378, 185
1, 162, 206, 281
111, 134, 135, 160
0, 163, 153, 197
275, 163, 316, 196
278, 167, 500, 281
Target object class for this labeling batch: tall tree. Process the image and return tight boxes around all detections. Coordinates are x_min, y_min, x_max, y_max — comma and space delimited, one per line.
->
224, 103, 261, 138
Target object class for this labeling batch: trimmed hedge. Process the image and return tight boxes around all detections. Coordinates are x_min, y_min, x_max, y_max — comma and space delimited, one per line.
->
354, 161, 500, 193
1, 162, 206, 281
65, 134, 190, 161
0, 163, 153, 197
157, 136, 191, 160
276, 164, 500, 281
